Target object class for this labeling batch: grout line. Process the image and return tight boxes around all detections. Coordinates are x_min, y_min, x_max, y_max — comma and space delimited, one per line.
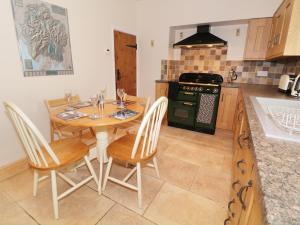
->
93, 201, 116, 225
14, 200, 42, 225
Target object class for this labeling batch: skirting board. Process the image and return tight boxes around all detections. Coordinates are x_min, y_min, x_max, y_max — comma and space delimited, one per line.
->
0, 158, 29, 182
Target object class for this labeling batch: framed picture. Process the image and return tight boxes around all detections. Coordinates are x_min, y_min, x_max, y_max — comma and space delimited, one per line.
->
11, 0, 74, 76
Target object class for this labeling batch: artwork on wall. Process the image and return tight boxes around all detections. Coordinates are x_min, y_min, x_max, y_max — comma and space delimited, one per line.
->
11, 0, 74, 77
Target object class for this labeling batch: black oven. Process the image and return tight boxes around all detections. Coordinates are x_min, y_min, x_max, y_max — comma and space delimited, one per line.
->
167, 73, 223, 135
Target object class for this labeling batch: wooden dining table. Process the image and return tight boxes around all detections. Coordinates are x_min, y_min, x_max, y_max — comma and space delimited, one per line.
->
50, 101, 144, 164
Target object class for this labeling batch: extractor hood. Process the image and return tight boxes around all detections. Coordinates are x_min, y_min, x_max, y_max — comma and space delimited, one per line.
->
173, 25, 227, 48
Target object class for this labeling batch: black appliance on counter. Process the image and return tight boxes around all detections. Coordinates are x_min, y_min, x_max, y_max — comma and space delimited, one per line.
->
167, 73, 223, 134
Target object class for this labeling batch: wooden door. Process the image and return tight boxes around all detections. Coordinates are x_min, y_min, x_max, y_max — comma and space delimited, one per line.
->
114, 30, 137, 96
216, 88, 239, 130
243, 18, 272, 60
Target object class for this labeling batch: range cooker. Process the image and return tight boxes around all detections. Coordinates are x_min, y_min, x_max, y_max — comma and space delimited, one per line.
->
167, 73, 223, 134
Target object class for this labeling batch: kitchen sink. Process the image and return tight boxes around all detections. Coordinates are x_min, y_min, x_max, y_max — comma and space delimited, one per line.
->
251, 96, 300, 143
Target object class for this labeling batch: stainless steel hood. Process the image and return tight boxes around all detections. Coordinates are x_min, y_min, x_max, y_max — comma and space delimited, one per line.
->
173, 25, 227, 48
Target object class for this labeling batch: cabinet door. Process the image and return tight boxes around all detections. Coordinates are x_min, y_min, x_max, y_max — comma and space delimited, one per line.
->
216, 88, 238, 131
155, 82, 169, 99
267, 0, 294, 58
244, 18, 272, 60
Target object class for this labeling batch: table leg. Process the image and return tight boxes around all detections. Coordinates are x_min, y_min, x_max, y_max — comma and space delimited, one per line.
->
95, 126, 109, 163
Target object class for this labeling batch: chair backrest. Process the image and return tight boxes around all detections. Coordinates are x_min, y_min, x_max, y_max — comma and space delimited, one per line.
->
125, 95, 150, 118
4, 101, 60, 168
131, 97, 168, 160
45, 95, 81, 112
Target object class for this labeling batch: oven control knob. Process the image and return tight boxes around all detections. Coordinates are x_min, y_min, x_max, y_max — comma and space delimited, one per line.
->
185, 87, 189, 90
182, 86, 186, 90
213, 88, 219, 93
198, 87, 203, 92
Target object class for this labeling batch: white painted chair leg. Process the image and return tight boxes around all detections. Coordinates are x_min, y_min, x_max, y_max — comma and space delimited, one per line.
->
50, 170, 59, 219
84, 156, 99, 192
137, 163, 142, 209
153, 157, 160, 178
98, 151, 103, 195
102, 157, 113, 191
33, 169, 39, 197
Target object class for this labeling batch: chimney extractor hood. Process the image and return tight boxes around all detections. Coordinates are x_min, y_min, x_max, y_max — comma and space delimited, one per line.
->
173, 25, 227, 48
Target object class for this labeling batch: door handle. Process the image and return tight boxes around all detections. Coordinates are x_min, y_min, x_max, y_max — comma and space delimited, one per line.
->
116, 69, 121, 81
232, 180, 240, 191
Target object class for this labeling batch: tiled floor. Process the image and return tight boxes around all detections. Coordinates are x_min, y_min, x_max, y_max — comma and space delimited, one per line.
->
0, 126, 233, 225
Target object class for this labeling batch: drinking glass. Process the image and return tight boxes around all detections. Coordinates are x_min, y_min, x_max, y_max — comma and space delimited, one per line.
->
98, 92, 105, 118
64, 89, 72, 106
117, 88, 125, 108
89, 94, 100, 119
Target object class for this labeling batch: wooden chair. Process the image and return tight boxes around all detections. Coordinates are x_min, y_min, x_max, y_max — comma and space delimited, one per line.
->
4, 101, 100, 219
102, 97, 168, 208
45, 95, 96, 146
112, 95, 150, 136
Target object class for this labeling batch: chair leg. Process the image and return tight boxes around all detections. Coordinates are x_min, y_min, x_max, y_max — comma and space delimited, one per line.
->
50, 170, 59, 219
137, 163, 142, 209
33, 169, 39, 197
84, 156, 99, 193
113, 127, 118, 135
153, 157, 160, 178
102, 157, 113, 191
98, 148, 104, 195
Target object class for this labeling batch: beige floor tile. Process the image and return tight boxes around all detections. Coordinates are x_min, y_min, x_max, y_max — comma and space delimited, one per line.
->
0, 191, 38, 225
97, 204, 155, 225
163, 141, 225, 171
144, 183, 227, 225
18, 185, 114, 225
142, 155, 198, 190
102, 167, 163, 214
0, 170, 48, 202
190, 167, 231, 205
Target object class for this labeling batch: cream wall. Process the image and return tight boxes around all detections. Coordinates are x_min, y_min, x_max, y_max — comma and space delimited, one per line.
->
136, 0, 283, 99
0, 0, 136, 166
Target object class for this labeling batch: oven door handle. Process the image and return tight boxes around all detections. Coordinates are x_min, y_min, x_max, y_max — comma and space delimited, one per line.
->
182, 102, 195, 106
183, 92, 195, 96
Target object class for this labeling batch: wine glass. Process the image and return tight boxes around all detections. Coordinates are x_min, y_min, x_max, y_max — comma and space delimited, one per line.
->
64, 89, 72, 106
117, 88, 125, 108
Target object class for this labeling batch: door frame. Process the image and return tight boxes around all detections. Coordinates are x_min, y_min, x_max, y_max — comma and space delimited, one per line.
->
111, 26, 138, 98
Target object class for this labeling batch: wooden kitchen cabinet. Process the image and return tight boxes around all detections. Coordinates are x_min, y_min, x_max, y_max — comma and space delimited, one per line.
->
243, 18, 272, 60
216, 87, 239, 131
266, 0, 300, 59
155, 82, 169, 99
225, 94, 265, 225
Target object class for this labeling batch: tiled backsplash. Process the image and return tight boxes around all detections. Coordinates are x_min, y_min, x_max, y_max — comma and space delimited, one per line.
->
161, 47, 300, 85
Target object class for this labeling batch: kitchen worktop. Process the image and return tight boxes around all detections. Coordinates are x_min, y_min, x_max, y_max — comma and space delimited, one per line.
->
239, 84, 300, 225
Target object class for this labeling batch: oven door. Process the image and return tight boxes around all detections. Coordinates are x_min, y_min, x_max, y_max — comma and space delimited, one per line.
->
167, 100, 196, 128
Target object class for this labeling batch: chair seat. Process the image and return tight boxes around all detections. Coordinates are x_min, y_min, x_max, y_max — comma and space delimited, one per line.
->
29, 138, 89, 171
107, 134, 156, 164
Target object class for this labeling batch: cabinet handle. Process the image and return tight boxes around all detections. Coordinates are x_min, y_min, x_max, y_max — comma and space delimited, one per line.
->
238, 132, 250, 149
237, 110, 243, 122
237, 180, 253, 210
232, 180, 240, 191
224, 217, 231, 225
237, 159, 246, 174
228, 199, 235, 217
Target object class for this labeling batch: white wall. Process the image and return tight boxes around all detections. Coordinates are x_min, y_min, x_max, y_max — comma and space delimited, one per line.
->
136, 0, 282, 99
0, 0, 136, 166
171, 23, 249, 60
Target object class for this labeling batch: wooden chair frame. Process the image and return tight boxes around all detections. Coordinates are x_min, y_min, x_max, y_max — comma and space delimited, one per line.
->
4, 101, 100, 219
102, 97, 168, 208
